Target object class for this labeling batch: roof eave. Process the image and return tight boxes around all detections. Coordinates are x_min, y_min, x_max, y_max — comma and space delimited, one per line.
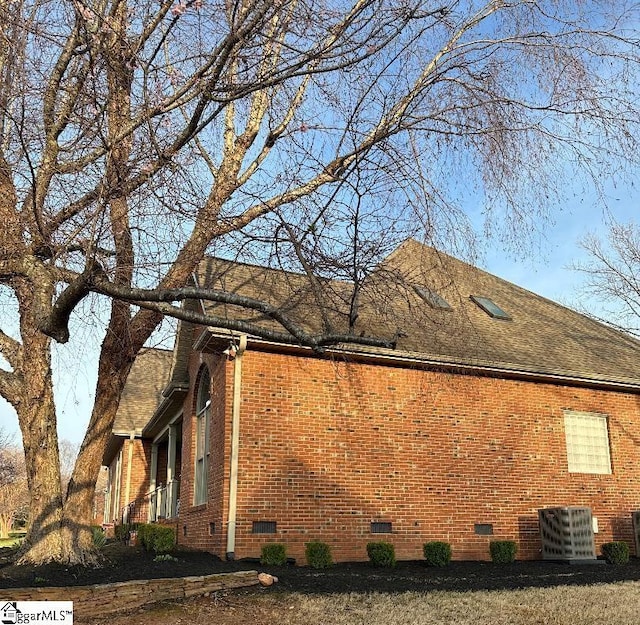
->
102, 429, 142, 466
142, 384, 190, 438
196, 327, 640, 394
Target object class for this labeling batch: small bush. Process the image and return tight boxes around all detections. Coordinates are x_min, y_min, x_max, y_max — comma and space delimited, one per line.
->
114, 523, 139, 542
423, 541, 452, 567
152, 526, 177, 554
489, 540, 518, 564
601, 541, 630, 565
114, 524, 128, 542
136, 523, 150, 548
305, 541, 333, 569
137, 524, 176, 554
260, 543, 287, 566
154, 554, 179, 562
366, 541, 396, 567
90, 525, 107, 549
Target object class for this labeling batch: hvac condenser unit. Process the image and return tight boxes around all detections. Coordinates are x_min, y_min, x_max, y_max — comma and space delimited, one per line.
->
538, 507, 596, 561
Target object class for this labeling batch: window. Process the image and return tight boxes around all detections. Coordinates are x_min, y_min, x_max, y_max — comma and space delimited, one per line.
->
194, 368, 211, 505
470, 295, 511, 320
564, 411, 612, 474
413, 285, 452, 310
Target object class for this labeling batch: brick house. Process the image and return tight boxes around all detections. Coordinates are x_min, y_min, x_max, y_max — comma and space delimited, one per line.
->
103, 239, 640, 562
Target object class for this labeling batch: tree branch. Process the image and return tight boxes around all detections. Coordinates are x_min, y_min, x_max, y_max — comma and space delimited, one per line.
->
0, 330, 22, 372
89, 278, 396, 350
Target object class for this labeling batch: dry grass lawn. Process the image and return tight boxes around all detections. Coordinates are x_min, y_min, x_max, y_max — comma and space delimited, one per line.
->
85, 581, 640, 625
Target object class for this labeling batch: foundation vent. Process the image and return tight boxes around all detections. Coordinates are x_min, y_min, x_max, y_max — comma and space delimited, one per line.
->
252, 521, 277, 534
371, 521, 392, 534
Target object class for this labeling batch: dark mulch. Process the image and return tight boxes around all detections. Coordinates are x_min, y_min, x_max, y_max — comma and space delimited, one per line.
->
2, 542, 640, 593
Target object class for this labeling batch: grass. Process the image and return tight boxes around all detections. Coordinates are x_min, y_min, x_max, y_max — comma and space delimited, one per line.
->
0, 536, 22, 548
85, 581, 640, 625
279, 584, 640, 625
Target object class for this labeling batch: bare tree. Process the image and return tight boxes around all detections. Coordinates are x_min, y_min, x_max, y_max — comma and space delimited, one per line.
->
0, 0, 639, 564
0, 428, 28, 539
576, 221, 640, 336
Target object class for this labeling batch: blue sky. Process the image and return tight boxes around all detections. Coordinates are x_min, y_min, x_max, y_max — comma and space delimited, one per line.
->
0, 178, 637, 446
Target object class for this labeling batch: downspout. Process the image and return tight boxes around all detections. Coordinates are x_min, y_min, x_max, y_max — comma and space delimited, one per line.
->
226, 334, 247, 560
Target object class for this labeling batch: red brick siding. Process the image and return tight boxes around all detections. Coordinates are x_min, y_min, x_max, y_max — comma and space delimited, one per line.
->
128, 439, 152, 504
238, 352, 640, 563
177, 351, 230, 553
176, 347, 640, 563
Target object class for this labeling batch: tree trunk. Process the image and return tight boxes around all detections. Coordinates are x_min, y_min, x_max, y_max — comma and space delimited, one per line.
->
15, 324, 66, 563
13, 276, 97, 565
62, 328, 137, 542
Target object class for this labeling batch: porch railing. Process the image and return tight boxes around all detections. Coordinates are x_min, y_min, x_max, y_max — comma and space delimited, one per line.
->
122, 480, 180, 525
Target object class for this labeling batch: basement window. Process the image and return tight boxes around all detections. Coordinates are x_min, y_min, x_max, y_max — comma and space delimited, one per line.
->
470, 295, 511, 320
252, 521, 277, 534
371, 521, 392, 534
413, 285, 452, 310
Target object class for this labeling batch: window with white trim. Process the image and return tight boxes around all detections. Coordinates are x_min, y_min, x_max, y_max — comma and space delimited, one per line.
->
194, 368, 211, 505
563, 411, 612, 474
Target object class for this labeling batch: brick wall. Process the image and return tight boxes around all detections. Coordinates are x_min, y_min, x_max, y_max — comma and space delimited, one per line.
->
171, 342, 640, 563
194, 348, 640, 564
128, 439, 152, 504
177, 348, 231, 554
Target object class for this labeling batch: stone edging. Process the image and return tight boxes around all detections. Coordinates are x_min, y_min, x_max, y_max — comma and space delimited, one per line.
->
0, 570, 259, 619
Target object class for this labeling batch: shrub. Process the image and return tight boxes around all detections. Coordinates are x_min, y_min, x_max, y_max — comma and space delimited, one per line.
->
305, 541, 333, 569
114, 524, 129, 542
152, 526, 177, 554
260, 543, 287, 566
114, 523, 140, 542
137, 524, 176, 554
601, 541, 630, 565
366, 541, 396, 567
489, 540, 518, 564
423, 541, 452, 567
90, 525, 106, 549
136, 523, 151, 549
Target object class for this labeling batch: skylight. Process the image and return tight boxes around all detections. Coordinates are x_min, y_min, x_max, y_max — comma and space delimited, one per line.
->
413, 285, 452, 310
470, 295, 511, 320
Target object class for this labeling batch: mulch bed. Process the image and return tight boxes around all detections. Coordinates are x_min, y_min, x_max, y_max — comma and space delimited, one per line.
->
2, 542, 640, 593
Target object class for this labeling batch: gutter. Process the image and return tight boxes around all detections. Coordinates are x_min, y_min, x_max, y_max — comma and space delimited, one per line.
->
197, 327, 640, 395
226, 334, 247, 560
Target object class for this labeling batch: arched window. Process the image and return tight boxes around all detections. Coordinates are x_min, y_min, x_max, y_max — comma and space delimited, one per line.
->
194, 367, 211, 505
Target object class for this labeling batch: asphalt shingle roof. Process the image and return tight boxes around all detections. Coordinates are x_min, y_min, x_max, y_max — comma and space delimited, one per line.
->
196, 239, 640, 388
112, 348, 174, 434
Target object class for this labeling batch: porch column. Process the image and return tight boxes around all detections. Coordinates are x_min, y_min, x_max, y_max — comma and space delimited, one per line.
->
167, 424, 177, 517
149, 443, 158, 522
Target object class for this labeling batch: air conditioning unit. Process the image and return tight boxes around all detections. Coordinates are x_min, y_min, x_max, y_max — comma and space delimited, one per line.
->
632, 511, 640, 557
538, 506, 596, 561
